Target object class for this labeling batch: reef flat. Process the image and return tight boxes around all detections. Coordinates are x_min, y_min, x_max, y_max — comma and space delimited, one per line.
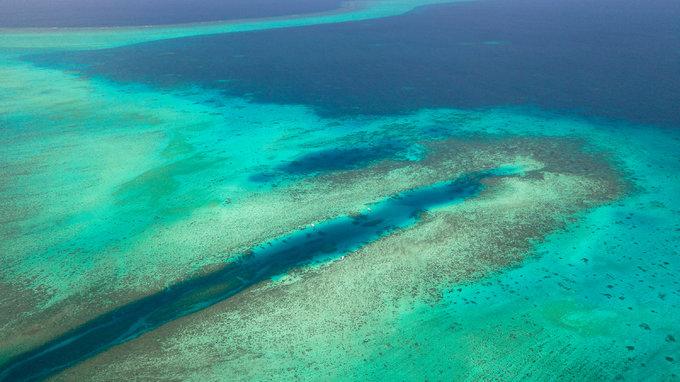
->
38, 134, 628, 381
1, 166, 532, 381
0, 0, 679, 380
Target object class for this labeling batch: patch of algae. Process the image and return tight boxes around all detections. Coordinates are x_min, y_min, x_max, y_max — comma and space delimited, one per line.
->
0, 0, 459, 51
50, 135, 623, 381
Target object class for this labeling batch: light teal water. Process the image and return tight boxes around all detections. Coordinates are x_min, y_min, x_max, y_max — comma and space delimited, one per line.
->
0, 165, 530, 381
350, 115, 680, 381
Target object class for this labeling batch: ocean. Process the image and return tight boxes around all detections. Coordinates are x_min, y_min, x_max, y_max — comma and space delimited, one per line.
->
0, 0, 678, 380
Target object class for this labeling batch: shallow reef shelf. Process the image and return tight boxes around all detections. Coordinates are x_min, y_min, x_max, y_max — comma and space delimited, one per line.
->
0, 165, 523, 382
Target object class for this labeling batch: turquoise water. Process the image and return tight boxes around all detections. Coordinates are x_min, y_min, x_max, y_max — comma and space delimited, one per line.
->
0, 166, 524, 381
0, 0, 679, 380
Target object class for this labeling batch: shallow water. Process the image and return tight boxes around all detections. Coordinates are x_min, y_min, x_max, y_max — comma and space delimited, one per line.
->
0, 166, 522, 381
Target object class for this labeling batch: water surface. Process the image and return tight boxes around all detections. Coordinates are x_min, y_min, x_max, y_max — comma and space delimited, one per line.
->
0, 0, 344, 28
29, 0, 680, 126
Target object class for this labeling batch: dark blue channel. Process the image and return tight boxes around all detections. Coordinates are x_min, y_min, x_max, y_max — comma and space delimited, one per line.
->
250, 143, 404, 183
0, 166, 522, 382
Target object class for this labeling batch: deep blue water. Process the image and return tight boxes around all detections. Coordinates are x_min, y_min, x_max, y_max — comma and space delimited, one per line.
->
29, 0, 680, 127
0, 167, 519, 382
250, 142, 406, 183
0, 0, 343, 28
279, 143, 403, 175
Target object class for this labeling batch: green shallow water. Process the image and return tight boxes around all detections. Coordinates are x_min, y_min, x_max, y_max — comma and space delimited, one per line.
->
0, 166, 529, 381
349, 120, 680, 381
0, 0, 679, 380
